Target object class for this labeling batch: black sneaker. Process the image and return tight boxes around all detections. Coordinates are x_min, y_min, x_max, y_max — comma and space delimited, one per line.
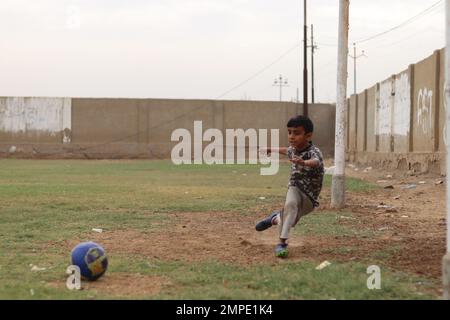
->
255, 211, 279, 231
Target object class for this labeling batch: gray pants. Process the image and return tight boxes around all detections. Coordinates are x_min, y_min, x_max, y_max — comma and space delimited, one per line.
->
278, 186, 314, 240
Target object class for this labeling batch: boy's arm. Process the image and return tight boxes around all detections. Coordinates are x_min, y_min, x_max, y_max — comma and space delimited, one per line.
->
291, 157, 320, 167
260, 147, 288, 155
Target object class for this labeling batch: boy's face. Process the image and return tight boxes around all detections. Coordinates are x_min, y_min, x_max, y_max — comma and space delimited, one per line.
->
288, 126, 312, 150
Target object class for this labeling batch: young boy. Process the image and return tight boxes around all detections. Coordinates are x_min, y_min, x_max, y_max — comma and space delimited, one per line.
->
256, 115, 324, 258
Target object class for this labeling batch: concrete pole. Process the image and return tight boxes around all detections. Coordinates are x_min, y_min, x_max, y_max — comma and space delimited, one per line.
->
311, 24, 315, 104
353, 43, 357, 96
303, 0, 308, 117
443, 0, 450, 300
331, 0, 349, 209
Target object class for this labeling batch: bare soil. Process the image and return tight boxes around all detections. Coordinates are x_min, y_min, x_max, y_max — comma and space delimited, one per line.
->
46, 163, 446, 297
52, 164, 446, 277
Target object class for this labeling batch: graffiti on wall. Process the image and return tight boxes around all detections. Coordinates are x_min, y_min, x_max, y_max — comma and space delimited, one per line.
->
443, 81, 448, 146
417, 88, 433, 135
393, 72, 410, 136
0, 97, 71, 143
376, 79, 393, 135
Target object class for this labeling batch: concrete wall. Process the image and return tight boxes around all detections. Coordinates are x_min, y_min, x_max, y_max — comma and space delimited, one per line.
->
393, 70, 411, 153
356, 91, 366, 152
0, 97, 71, 144
308, 103, 336, 156
439, 47, 446, 153
0, 98, 335, 159
348, 95, 357, 153
377, 77, 394, 153
348, 48, 444, 174
366, 85, 377, 152
412, 52, 439, 152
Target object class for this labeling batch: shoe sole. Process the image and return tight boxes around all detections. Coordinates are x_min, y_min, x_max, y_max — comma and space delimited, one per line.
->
255, 223, 272, 232
275, 249, 288, 258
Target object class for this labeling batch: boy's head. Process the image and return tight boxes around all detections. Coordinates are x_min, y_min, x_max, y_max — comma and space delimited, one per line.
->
286, 115, 314, 150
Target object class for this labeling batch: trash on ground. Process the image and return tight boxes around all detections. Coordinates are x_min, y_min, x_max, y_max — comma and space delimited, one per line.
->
315, 261, 332, 270
31, 265, 46, 272
325, 166, 335, 175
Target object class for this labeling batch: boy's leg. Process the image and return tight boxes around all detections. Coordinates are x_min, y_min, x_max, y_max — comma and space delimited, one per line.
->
278, 186, 314, 241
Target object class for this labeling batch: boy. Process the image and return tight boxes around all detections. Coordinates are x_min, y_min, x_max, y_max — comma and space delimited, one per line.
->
256, 115, 324, 258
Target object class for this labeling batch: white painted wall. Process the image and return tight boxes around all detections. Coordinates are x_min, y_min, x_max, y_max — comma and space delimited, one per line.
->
393, 72, 411, 136
417, 87, 434, 135
377, 79, 393, 135
0, 97, 71, 141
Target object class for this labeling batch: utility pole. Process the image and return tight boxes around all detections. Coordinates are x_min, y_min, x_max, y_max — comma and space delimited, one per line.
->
273, 75, 289, 101
310, 24, 318, 104
303, 0, 308, 116
348, 43, 367, 95
443, 0, 450, 300
331, 0, 349, 209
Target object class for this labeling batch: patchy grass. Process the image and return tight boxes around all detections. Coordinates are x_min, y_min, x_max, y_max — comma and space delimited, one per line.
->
0, 159, 432, 300
294, 211, 376, 238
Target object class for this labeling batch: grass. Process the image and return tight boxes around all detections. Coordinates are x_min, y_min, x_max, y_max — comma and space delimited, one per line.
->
294, 211, 376, 238
0, 159, 437, 300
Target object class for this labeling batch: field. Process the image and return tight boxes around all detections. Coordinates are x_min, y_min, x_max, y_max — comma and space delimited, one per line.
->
0, 159, 445, 299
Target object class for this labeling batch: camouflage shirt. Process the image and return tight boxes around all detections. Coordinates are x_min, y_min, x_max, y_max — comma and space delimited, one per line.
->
287, 142, 324, 207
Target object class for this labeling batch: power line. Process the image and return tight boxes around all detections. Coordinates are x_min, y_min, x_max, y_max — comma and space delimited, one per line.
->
315, 41, 337, 47
354, 0, 444, 44
215, 42, 301, 99
361, 8, 444, 50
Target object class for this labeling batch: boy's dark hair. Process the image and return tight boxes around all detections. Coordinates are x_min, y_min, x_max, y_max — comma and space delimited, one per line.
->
287, 115, 314, 133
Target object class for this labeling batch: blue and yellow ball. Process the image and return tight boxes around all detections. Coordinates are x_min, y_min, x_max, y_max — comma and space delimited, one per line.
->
71, 242, 108, 281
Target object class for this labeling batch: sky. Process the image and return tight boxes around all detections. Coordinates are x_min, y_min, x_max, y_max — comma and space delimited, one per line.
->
0, 0, 445, 103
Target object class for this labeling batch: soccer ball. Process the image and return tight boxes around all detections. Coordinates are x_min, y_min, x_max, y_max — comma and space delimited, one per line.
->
71, 242, 108, 281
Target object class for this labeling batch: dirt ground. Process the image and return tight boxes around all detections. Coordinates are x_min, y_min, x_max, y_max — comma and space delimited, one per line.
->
51, 162, 446, 296
342, 163, 446, 279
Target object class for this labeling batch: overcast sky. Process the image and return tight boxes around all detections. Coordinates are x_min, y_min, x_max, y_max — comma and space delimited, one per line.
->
0, 0, 445, 103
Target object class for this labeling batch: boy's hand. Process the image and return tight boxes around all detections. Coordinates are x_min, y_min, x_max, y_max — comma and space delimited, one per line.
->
259, 148, 271, 156
290, 156, 305, 165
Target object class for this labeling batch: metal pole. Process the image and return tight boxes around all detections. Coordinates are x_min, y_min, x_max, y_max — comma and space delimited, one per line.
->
303, 0, 308, 117
331, 0, 349, 209
280, 75, 282, 101
311, 24, 315, 104
443, 0, 450, 300
353, 43, 357, 95
273, 75, 288, 101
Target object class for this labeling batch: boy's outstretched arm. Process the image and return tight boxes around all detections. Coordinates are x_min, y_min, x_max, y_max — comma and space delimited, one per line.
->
260, 147, 288, 155
290, 157, 320, 167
